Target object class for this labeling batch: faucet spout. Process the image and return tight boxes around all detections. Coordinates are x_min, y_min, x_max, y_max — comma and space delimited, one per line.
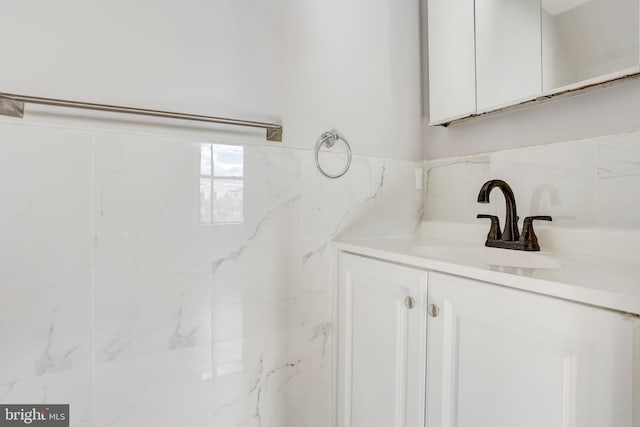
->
477, 180, 519, 241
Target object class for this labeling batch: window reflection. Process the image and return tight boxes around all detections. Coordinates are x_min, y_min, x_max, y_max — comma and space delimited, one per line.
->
202, 144, 245, 376
200, 144, 244, 224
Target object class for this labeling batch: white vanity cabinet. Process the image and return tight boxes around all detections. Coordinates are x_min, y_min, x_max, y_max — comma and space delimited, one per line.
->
337, 253, 428, 427
337, 252, 640, 427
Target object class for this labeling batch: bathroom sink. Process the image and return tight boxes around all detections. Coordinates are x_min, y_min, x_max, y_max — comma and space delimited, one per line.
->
411, 244, 562, 270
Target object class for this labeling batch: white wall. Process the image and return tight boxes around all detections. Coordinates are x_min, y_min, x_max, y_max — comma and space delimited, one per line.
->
0, 0, 423, 161
0, 0, 283, 119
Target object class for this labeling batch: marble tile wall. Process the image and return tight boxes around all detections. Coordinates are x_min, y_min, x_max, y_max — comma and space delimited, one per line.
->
425, 129, 640, 230
0, 121, 423, 427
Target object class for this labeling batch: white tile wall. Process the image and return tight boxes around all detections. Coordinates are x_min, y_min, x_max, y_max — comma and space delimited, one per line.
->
0, 125, 93, 426
425, 129, 640, 231
0, 120, 422, 427
596, 133, 640, 228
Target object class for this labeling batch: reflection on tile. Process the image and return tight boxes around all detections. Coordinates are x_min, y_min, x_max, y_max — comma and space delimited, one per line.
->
93, 134, 212, 364
200, 144, 245, 224
490, 142, 597, 227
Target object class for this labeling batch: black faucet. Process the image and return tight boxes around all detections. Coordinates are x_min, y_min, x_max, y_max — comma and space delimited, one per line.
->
476, 179, 552, 251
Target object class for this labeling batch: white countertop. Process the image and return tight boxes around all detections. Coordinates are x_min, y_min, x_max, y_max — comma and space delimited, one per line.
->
335, 223, 640, 315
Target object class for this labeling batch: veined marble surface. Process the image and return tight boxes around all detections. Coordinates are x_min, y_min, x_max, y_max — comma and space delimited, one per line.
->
0, 120, 423, 427
425, 128, 640, 231
336, 221, 640, 315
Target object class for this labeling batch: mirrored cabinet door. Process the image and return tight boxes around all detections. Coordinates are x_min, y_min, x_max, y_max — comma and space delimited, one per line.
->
542, 0, 640, 92
476, 0, 543, 112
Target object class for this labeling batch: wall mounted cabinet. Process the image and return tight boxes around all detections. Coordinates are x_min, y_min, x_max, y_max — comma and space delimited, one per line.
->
427, 0, 640, 125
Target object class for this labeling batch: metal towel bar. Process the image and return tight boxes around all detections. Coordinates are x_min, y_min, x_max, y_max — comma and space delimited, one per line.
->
0, 92, 283, 142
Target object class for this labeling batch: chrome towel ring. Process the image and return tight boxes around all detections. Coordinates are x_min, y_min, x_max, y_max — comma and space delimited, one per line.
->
315, 130, 352, 179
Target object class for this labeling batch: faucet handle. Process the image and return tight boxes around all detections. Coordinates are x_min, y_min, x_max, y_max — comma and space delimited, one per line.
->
477, 214, 502, 242
520, 216, 552, 251
524, 215, 552, 222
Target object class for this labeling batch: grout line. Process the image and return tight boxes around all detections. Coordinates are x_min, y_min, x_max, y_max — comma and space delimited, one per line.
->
540, 1, 543, 94
473, 0, 478, 113
591, 141, 600, 227
90, 134, 97, 425
299, 150, 305, 236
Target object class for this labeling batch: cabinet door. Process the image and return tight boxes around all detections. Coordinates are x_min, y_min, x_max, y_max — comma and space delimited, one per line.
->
426, 272, 640, 427
337, 253, 427, 427
427, 0, 476, 124
475, 0, 542, 112
541, 0, 640, 93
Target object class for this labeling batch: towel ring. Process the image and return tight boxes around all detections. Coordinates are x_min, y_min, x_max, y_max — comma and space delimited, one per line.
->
315, 130, 352, 179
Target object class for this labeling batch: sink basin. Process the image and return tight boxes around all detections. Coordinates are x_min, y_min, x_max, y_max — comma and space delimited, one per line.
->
411, 244, 562, 270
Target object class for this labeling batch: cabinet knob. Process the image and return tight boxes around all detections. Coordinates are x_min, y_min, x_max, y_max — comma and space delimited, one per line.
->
428, 304, 440, 317
404, 296, 416, 309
